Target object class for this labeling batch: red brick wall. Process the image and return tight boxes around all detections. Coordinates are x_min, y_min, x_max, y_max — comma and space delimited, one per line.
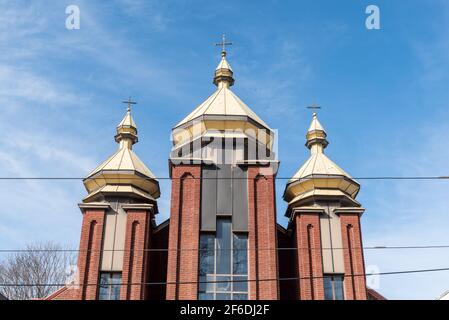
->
120, 210, 152, 300
247, 167, 279, 300
293, 212, 324, 300
166, 165, 201, 300
45, 286, 78, 300
77, 210, 106, 300
340, 213, 367, 300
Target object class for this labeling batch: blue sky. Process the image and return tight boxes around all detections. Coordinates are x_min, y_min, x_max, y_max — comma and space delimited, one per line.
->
0, 0, 448, 299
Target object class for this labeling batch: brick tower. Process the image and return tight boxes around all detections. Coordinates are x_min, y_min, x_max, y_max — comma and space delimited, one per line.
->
283, 112, 367, 300
166, 37, 280, 300
48, 103, 161, 300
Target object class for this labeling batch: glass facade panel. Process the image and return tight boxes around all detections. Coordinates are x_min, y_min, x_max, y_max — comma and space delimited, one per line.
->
216, 276, 232, 292
217, 219, 232, 274
323, 275, 344, 300
216, 293, 231, 300
198, 293, 214, 300
233, 233, 247, 274
233, 276, 248, 292
324, 276, 333, 300
333, 277, 344, 300
98, 272, 122, 300
199, 234, 215, 276
198, 218, 248, 300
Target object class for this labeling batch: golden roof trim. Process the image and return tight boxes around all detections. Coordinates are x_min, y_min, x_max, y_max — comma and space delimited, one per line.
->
174, 86, 271, 130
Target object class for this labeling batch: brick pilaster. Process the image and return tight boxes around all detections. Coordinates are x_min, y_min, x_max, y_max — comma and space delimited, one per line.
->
77, 210, 106, 300
247, 167, 279, 300
340, 213, 367, 300
120, 209, 152, 300
166, 164, 201, 300
293, 212, 324, 300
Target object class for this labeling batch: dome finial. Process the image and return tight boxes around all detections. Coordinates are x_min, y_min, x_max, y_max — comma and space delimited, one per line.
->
213, 34, 235, 87
305, 103, 328, 152
115, 98, 138, 149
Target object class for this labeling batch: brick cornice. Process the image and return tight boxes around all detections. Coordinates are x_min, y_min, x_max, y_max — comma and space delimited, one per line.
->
292, 206, 325, 215
78, 202, 110, 213
122, 203, 154, 212
333, 207, 365, 216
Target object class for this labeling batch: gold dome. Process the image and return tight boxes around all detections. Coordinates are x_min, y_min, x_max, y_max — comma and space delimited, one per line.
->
83, 106, 160, 203
283, 113, 360, 209
172, 50, 274, 154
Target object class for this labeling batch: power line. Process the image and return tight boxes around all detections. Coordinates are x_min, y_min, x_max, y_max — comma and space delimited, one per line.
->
0, 176, 447, 180
1, 266, 449, 287
1, 245, 449, 253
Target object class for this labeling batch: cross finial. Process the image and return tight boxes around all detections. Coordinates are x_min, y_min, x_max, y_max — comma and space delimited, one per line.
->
215, 34, 232, 57
122, 96, 137, 112
307, 103, 321, 116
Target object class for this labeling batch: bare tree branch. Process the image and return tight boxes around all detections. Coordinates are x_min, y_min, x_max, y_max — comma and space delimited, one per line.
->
0, 241, 76, 300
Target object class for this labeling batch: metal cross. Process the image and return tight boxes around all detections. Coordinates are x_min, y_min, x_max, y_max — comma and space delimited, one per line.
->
215, 34, 233, 56
306, 103, 321, 115
122, 97, 137, 112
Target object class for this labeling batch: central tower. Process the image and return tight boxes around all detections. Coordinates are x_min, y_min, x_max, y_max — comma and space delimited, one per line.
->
166, 40, 280, 300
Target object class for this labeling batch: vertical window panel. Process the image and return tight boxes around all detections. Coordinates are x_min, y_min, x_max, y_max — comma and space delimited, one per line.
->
199, 234, 215, 276
198, 218, 248, 300
216, 218, 231, 274
98, 272, 122, 300
233, 233, 248, 274
334, 276, 344, 300
324, 275, 344, 300
324, 276, 332, 300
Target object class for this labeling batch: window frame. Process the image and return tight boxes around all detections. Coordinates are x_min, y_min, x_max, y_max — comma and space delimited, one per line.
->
98, 272, 122, 300
323, 274, 345, 300
198, 217, 249, 300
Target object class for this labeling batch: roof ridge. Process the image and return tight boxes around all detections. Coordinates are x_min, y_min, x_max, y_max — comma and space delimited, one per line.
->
205, 86, 223, 115
116, 146, 127, 170
174, 88, 222, 127
227, 89, 271, 128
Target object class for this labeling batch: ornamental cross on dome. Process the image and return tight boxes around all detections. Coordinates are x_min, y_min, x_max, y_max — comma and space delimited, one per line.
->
122, 97, 137, 112
307, 103, 321, 115
215, 34, 233, 56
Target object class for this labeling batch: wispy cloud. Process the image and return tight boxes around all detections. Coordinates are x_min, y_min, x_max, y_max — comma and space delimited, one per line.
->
0, 65, 80, 106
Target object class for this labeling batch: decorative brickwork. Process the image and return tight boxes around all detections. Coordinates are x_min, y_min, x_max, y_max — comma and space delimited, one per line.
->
293, 212, 325, 300
77, 210, 106, 300
120, 209, 152, 300
166, 165, 202, 300
247, 167, 279, 300
339, 213, 367, 300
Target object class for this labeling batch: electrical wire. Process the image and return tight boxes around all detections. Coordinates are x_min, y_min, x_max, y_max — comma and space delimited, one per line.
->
1, 266, 449, 287
0, 176, 447, 180
1, 244, 449, 253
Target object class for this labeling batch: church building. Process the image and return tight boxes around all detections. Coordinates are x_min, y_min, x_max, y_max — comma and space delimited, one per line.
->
45, 44, 381, 301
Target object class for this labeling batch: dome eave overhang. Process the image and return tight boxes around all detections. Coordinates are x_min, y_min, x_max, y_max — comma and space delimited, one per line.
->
84, 169, 161, 199
283, 174, 360, 202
